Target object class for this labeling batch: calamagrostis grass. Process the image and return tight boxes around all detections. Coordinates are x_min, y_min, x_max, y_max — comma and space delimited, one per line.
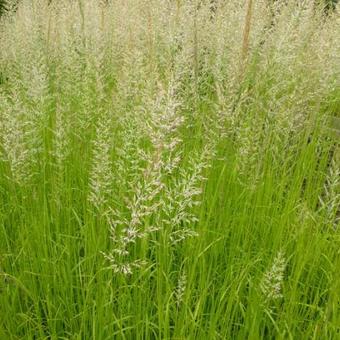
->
175, 269, 187, 308
319, 159, 340, 229
0, 94, 40, 185
260, 251, 286, 304
102, 79, 213, 274
166, 147, 212, 245
102, 80, 186, 274
88, 111, 113, 213
0, 1, 339, 338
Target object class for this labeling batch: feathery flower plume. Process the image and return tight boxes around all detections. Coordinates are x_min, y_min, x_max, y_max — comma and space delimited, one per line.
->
103, 80, 185, 274
175, 270, 187, 308
166, 147, 212, 245
260, 251, 286, 303
88, 112, 113, 212
0, 95, 37, 185
319, 159, 340, 230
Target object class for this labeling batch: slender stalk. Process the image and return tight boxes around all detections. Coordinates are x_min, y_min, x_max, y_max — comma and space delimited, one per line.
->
241, 0, 254, 64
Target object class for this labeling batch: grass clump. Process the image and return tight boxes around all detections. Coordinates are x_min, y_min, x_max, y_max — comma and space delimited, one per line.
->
0, 0, 339, 338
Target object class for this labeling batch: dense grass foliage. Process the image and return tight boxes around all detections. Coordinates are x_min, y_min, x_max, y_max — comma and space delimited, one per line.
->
0, 0, 339, 338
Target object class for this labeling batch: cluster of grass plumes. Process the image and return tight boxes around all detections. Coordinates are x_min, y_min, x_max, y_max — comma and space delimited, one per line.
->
0, 0, 339, 338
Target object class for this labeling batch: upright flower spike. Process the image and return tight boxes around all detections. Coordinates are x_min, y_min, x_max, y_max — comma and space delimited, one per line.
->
0, 95, 38, 185
318, 159, 340, 230
175, 270, 187, 308
260, 251, 286, 303
102, 80, 186, 275
88, 112, 113, 213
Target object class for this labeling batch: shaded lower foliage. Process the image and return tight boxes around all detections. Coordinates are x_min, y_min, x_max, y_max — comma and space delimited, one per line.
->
325, 0, 339, 13
0, 0, 8, 17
